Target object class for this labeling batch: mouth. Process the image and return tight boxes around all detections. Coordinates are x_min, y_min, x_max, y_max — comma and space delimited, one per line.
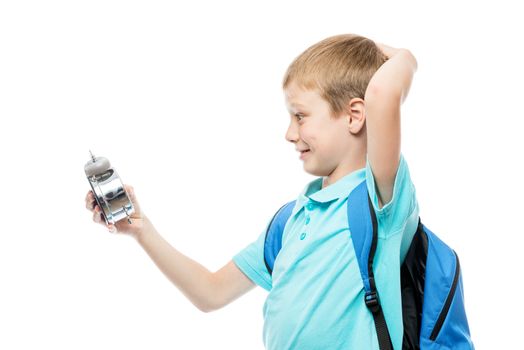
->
299, 149, 310, 159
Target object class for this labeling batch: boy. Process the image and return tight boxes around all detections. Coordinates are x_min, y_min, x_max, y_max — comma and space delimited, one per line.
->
85, 34, 419, 349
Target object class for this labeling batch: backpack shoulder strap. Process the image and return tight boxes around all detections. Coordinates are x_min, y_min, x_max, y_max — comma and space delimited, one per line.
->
263, 200, 296, 275
347, 180, 393, 350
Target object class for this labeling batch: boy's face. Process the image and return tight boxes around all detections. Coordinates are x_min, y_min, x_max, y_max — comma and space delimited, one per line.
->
284, 82, 357, 178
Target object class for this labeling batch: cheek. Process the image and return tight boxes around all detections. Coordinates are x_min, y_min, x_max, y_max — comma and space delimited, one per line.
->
299, 125, 317, 146
306, 125, 342, 155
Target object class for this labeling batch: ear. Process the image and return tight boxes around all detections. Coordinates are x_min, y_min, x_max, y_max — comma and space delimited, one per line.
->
345, 97, 366, 134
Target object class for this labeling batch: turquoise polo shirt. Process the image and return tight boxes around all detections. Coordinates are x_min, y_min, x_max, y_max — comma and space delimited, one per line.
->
233, 154, 419, 350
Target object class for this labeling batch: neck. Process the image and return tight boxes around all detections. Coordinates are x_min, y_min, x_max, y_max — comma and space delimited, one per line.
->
321, 153, 366, 189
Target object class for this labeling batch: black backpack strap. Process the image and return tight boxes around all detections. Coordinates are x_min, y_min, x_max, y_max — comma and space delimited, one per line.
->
347, 181, 393, 350
366, 289, 394, 350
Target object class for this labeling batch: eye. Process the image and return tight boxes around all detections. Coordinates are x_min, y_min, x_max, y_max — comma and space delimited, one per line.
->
294, 113, 305, 121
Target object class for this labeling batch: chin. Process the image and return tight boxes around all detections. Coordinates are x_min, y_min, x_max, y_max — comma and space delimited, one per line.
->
303, 163, 329, 177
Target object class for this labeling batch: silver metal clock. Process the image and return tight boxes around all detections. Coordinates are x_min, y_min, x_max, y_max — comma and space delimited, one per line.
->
85, 151, 134, 225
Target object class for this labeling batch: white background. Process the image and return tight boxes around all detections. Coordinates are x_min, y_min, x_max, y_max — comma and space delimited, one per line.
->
1, 0, 522, 349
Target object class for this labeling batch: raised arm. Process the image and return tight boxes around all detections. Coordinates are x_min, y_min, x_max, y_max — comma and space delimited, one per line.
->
364, 44, 418, 208
85, 188, 255, 313
136, 218, 256, 312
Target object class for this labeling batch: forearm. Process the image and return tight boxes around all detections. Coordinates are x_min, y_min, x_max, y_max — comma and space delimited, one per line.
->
365, 47, 418, 103
135, 217, 217, 312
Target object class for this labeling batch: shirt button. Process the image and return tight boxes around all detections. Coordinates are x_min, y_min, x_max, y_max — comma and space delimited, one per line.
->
306, 203, 315, 211
305, 217, 311, 225
300, 232, 307, 240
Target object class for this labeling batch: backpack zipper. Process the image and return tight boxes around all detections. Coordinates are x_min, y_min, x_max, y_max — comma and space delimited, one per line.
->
429, 251, 460, 341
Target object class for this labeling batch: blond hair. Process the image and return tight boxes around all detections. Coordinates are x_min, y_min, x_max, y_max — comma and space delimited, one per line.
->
283, 34, 387, 116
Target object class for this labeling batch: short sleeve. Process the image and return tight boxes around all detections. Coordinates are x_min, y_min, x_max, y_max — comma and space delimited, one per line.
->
365, 153, 419, 237
233, 227, 273, 291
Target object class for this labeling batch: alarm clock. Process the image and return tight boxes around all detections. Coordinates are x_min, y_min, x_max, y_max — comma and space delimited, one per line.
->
85, 151, 134, 225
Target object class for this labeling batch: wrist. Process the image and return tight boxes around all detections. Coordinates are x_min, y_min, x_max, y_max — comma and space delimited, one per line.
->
134, 216, 154, 242
376, 43, 399, 59
397, 49, 418, 71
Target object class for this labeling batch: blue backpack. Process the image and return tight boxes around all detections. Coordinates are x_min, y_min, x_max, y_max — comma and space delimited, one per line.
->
263, 180, 474, 350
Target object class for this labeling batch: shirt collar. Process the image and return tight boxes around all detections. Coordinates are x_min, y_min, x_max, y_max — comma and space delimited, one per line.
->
293, 167, 366, 215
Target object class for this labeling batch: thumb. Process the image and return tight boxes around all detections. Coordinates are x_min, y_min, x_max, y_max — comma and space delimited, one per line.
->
124, 184, 141, 214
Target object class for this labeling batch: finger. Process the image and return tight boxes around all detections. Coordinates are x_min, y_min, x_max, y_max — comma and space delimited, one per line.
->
107, 224, 116, 233
124, 184, 140, 212
86, 198, 96, 211
124, 184, 135, 200
92, 206, 99, 223
85, 190, 94, 202
92, 205, 104, 223
85, 191, 95, 210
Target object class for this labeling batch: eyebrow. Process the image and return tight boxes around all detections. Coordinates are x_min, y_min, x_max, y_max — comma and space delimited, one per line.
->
290, 102, 306, 108
286, 102, 307, 113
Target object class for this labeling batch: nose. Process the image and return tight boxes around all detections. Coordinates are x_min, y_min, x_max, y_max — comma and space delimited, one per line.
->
285, 120, 299, 144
